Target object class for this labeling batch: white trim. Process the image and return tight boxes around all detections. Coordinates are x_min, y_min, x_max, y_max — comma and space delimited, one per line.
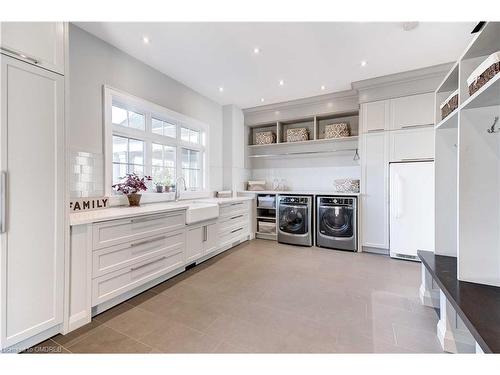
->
103, 85, 210, 200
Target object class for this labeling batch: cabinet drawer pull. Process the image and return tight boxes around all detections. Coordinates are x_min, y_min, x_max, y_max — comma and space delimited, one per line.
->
131, 215, 173, 224
130, 235, 166, 247
1, 47, 40, 65
230, 214, 244, 220
400, 158, 434, 162
230, 227, 243, 234
367, 128, 385, 133
203, 226, 208, 242
230, 202, 243, 206
400, 124, 433, 129
130, 256, 166, 271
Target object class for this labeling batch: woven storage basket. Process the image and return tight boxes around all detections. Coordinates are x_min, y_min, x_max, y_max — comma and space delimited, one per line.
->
440, 90, 459, 120
286, 128, 309, 142
334, 179, 360, 193
467, 52, 500, 96
469, 63, 500, 96
255, 131, 276, 145
324, 123, 350, 139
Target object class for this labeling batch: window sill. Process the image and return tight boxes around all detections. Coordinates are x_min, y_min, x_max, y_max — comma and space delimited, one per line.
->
108, 191, 212, 207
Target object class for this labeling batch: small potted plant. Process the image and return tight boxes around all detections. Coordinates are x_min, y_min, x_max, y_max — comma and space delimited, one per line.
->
155, 182, 164, 193
163, 176, 173, 192
112, 173, 152, 206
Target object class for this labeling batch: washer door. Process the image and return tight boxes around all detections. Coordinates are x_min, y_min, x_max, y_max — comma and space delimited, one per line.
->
319, 206, 353, 238
279, 205, 308, 235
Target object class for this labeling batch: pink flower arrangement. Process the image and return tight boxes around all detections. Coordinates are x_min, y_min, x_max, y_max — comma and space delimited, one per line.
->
112, 173, 152, 195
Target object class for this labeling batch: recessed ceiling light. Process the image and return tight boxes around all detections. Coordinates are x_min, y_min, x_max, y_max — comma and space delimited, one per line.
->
142, 36, 150, 44
260, 98, 265, 103
360, 60, 367, 67
279, 80, 285, 86
321, 85, 326, 91
253, 47, 260, 54
218, 87, 224, 92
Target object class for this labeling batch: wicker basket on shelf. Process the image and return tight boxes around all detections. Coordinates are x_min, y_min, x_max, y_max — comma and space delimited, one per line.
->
255, 131, 276, 145
324, 123, 351, 139
286, 128, 309, 142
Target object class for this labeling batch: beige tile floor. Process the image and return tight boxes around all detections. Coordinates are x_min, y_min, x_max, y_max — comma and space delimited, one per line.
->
28, 239, 443, 353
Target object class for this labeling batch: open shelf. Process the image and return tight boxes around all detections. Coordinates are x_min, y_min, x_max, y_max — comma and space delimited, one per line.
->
247, 135, 358, 148
435, 108, 459, 130
461, 73, 500, 110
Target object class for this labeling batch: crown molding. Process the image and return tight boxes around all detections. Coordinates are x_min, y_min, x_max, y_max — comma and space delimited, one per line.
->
243, 89, 358, 114
351, 62, 453, 91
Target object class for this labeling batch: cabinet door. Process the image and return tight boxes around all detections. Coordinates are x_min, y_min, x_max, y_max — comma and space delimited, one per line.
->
186, 226, 204, 263
1, 56, 64, 348
389, 127, 435, 162
390, 93, 434, 130
361, 100, 389, 133
0, 22, 65, 75
203, 222, 219, 256
361, 132, 389, 250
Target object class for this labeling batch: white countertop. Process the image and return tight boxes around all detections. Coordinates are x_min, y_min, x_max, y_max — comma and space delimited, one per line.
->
239, 190, 360, 196
70, 196, 254, 226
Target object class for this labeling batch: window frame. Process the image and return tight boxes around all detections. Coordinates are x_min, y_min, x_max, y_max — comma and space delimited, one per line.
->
103, 85, 209, 200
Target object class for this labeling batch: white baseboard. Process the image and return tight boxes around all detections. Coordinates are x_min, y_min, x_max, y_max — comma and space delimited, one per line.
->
419, 283, 440, 308
437, 317, 476, 353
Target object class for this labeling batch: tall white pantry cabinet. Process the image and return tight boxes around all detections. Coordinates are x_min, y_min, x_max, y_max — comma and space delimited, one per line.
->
0, 22, 67, 351
360, 92, 435, 254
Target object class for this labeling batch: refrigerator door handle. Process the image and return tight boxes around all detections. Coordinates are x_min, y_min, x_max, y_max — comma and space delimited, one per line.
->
392, 172, 402, 219
0, 171, 6, 233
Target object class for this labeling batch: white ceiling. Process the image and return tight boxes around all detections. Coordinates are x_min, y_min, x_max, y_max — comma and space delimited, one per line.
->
76, 22, 475, 109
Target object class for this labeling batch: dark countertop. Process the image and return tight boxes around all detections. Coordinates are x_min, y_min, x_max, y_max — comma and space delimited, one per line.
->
418, 250, 500, 353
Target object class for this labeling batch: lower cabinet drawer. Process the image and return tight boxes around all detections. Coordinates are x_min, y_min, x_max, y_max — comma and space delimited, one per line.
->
92, 246, 184, 306
219, 201, 248, 217
219, 224, 249, 246
218, 213, 249, 231
92, 230, 185, 278
92, 211, 185, 250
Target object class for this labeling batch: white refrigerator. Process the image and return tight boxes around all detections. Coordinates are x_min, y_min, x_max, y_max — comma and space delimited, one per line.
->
389, 161, 435, 260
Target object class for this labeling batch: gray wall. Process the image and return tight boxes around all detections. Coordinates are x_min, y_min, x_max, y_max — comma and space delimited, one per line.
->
68, 24, 224, 196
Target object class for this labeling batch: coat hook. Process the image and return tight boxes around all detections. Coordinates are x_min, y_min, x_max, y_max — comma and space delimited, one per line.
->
353, 148, 360, 161
487, 116, 499, 134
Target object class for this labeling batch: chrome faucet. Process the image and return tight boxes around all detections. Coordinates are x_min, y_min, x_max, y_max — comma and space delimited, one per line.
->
174, 176, 187, 201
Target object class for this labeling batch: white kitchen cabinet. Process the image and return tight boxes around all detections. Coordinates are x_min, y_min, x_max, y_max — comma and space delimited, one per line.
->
390, 92, 434, 130
186, 220, 219, 263
1, 55, 65, 349
361, 99, 390, 133
361, 132, 389, 250
0, 22, 65, 75
186, 225, 204, 264
203, 222, 219, 256
389, 127, 435, 162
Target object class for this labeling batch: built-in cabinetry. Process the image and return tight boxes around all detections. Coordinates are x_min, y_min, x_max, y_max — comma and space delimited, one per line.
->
360, 92, 435, 254
0, 23, 67, 352
186, 221, 218, 263
433, 22, 500, 287
68, 199, 252, 333
0, 22, 65, 75
247, 111, 360, 161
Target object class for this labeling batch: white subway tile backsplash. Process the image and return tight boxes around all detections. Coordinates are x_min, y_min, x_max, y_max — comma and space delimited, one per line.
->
251, 166, 361, 191
70, 151, 104, 198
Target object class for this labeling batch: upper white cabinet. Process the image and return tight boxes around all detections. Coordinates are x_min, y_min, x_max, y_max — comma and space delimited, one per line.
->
389, 127, 435, 162
361, 100, 390, 132
1, 55, 65, 349
0, 22, 65, 75
390, 93, 435, 130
